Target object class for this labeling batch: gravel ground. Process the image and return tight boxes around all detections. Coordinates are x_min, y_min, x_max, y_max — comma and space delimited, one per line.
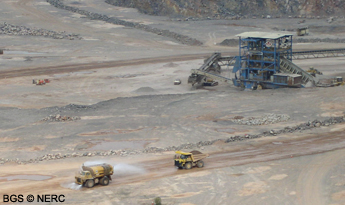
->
1, 0, 345, 204
1, 86, 345, 162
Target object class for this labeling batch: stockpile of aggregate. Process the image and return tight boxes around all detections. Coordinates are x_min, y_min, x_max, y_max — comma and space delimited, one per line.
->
0, 22, 81, 40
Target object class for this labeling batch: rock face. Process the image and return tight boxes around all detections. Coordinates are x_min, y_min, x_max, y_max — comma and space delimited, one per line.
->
105, 0, 345, 18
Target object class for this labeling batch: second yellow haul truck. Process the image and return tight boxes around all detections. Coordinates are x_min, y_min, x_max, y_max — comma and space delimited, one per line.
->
174, 150, 209, 169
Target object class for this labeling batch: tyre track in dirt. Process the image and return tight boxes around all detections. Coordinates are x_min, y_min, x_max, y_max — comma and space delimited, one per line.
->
111, 130, 345, 188
2, 129, 345, 200
296, 149, 345, 205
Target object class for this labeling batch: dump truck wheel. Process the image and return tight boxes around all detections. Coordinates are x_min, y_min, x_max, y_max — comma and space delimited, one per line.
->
197, 160, 204, 168
100, 176, 109, 186
86, 179, 95, 188
184, 162, 192, 170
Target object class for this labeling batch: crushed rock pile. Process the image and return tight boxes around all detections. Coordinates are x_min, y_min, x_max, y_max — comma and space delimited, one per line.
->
41, 114, 81, 122
134, 87, 156, 93
231, 113, 290, 125
1, 116, 344, 165
0, 22, 81, 40
60, 104, 93, 111
43, 104, 94, 113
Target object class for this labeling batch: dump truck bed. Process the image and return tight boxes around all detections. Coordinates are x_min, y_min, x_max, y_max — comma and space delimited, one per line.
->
192, 153, 209, 162
175, 150, 209, 162
189, 150, 209, 162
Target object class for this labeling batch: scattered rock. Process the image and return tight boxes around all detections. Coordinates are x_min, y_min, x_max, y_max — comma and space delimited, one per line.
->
231, 113, 290, 126
46, 0, 202, 46
0, 22, 81, 40
328, 16, 334, 23
41, 115, 81, 122
1, 116, 344, 165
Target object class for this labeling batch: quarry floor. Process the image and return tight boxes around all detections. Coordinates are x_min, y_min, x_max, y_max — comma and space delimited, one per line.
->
1, 0, 345, 204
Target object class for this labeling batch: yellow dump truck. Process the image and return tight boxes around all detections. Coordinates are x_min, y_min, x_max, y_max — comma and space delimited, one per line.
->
174, 150, 209, 169
75, 163, 113, 188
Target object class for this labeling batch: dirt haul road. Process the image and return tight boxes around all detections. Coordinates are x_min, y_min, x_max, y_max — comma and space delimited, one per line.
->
114, 129, 345, 186
0, 54, 209, 79
1, 127, 345, 204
